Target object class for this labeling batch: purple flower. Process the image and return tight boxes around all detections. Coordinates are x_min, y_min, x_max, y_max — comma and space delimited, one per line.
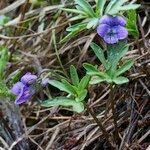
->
21, 72, 37, 85
97, 15, 128, 44
11, 72, 37, 105
11, 82, 35, 105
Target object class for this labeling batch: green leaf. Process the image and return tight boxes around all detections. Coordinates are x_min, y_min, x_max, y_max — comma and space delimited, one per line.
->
119, 4, 140, 11
76, 89, 87, 102
86, 18, 99, 29
66, 23, 86, 32
70, 65, 79, 86
107, 41, 129, 77
126, 10, 139, 38
0, 81, 14, 98
76, 5, 84, 11
90, 42, 109, 70
61, 8, 86, 15
105, 0, 140, 15
60, 23, 86, 43
78, 75, 90, 91
105, 0, 118, 14
69, 15, 87, 21
83, 63, 110, 79
61, 79, 77, 95
0, 46, 8, 79
90, 76, 106, 84
95, 0, 106, 16
116, 59, 134, 76
83, 63, 99, 74
75, 0, 96, 17
0, 15, 10, 26
41, 97, 84, 113
105, 0, 128, 15
113, 76, 129, 84
48, 80, 75, 95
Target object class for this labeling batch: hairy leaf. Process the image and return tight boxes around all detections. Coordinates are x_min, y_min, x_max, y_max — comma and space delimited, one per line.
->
41, 97, 84, 113
90, 42, 109, 70
116, 59, 134, 76
48, 80, 75, 95
70, 65, 79, 86
75, 0, 96, 17
113, 76, 129, 84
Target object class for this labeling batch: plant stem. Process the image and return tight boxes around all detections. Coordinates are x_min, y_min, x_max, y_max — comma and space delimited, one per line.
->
52, 29, 69, 78
110, 84, 120, 144
86, 104, 113, 148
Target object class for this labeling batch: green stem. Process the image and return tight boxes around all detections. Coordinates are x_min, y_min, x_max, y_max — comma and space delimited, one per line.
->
110, 84, 120, 144
86, 104, 113, 148
52, 29, 69, 78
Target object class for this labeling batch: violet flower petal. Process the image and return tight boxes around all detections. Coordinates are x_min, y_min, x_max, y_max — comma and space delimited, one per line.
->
117, 26, 128, 40
21, 72, 37, 85
104, 34, 118, 44
113, 16, 126, 26
99, 15, 113, 25
97, 24, 110, 37
11, 82, 25, 95
15, 86, 35, 105
97, 15, 128, 44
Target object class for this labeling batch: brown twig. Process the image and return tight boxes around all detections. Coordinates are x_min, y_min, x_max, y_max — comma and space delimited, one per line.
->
85, 104, 113, 148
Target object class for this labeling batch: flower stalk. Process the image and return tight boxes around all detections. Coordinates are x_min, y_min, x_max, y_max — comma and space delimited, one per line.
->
86, 104, 113, 148
109, 84, 120, 144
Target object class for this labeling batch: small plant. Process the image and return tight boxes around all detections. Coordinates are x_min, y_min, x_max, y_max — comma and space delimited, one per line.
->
41, 65, 90, 113
61, 0, 140, 42
83, 41, 134, 85
83, 41, 134, 143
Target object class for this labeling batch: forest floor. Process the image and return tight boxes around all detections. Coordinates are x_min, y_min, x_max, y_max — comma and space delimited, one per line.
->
0, 0, 149, 150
